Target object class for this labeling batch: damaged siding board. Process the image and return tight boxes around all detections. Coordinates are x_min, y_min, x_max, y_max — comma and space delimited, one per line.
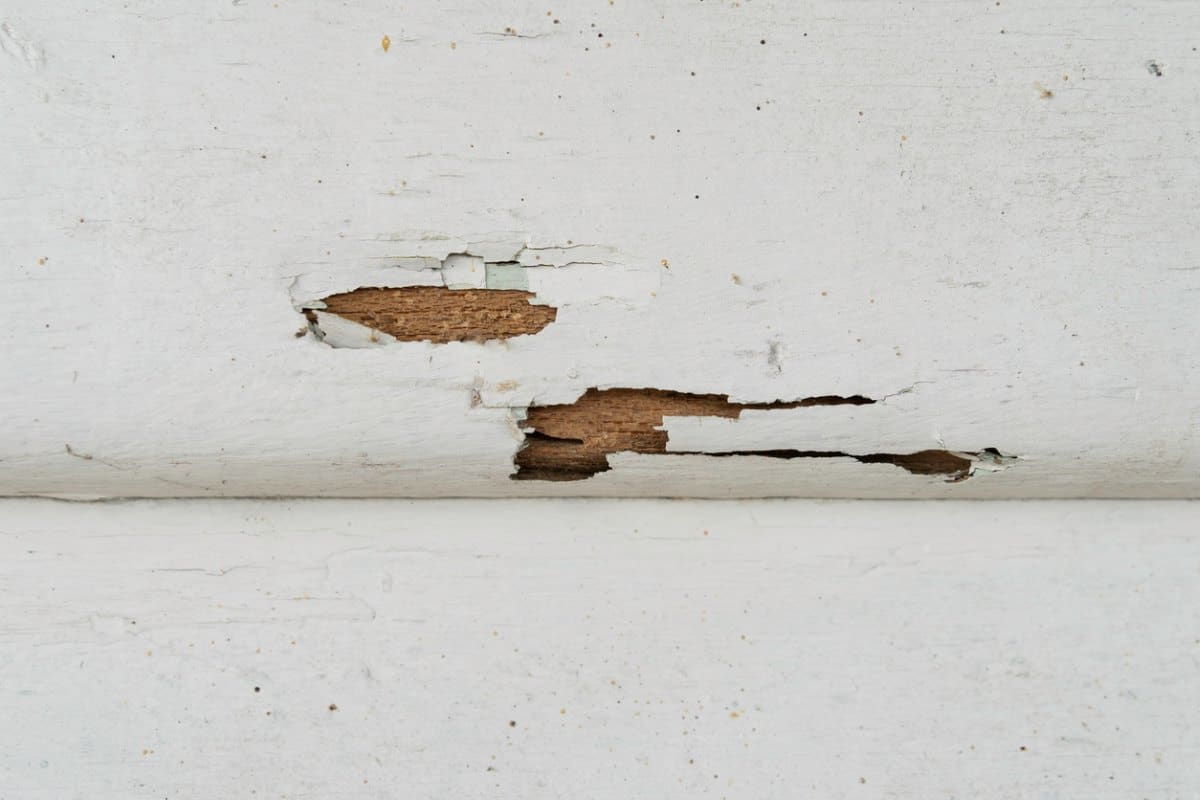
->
3, 1, 1199, 497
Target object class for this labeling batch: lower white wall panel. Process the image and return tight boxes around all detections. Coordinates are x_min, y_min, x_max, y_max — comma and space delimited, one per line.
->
3, 1, 1199, 498
1, 499, 1196, 798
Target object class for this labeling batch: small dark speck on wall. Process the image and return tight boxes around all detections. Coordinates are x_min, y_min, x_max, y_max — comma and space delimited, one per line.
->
1146, 60, 1163, 77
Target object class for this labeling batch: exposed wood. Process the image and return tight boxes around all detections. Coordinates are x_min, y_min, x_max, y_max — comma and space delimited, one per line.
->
512, 388, 985, 481
312, 286, 557, 344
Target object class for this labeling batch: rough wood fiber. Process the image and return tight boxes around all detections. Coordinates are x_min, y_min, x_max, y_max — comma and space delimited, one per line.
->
510, 388, 964, 481
314, 286, 557, 343
2, 1, 1198, 497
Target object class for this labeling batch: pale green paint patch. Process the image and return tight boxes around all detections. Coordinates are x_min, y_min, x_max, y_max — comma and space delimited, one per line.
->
485, 263, 529, 291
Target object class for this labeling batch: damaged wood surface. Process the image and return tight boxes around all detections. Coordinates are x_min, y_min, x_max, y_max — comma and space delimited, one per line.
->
310, 286, 557, 343
513, 388, 988, 481
514, 388, 865, 480
3, 0, 1199, 497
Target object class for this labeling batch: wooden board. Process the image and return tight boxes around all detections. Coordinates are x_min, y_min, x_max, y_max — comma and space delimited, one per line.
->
2, 1, 1198, 497
1, 498, 1197, 796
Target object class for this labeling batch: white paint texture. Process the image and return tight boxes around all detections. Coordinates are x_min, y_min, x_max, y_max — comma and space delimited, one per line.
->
2, 2, 1199, 496
0, 498, 1197, 797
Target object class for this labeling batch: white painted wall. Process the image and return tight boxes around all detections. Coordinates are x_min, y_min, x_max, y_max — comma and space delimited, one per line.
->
3, 2, 1199, 497
1, 498, 1197, 797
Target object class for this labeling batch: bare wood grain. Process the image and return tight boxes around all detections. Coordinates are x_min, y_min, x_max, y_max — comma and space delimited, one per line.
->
316, 286, 557, 343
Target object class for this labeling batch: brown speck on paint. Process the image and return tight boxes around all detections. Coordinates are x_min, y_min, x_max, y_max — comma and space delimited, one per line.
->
729, 711, 740, 719
509, 720, 517, 727
450, 41, 457, 49
381, 34, 391, 52
730, 273, 741, 284
294, 327, 307, 338
1037, 83, 1054, 99
661, 258, 670, 268
37, 257, 46, 265
328, 703, 338, 711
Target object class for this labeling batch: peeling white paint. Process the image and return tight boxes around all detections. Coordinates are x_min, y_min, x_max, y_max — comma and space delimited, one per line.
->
439, 253, 486, 289
289, 234, 657, 311
3, 0, 1198, 497
306, 310, 398, 349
